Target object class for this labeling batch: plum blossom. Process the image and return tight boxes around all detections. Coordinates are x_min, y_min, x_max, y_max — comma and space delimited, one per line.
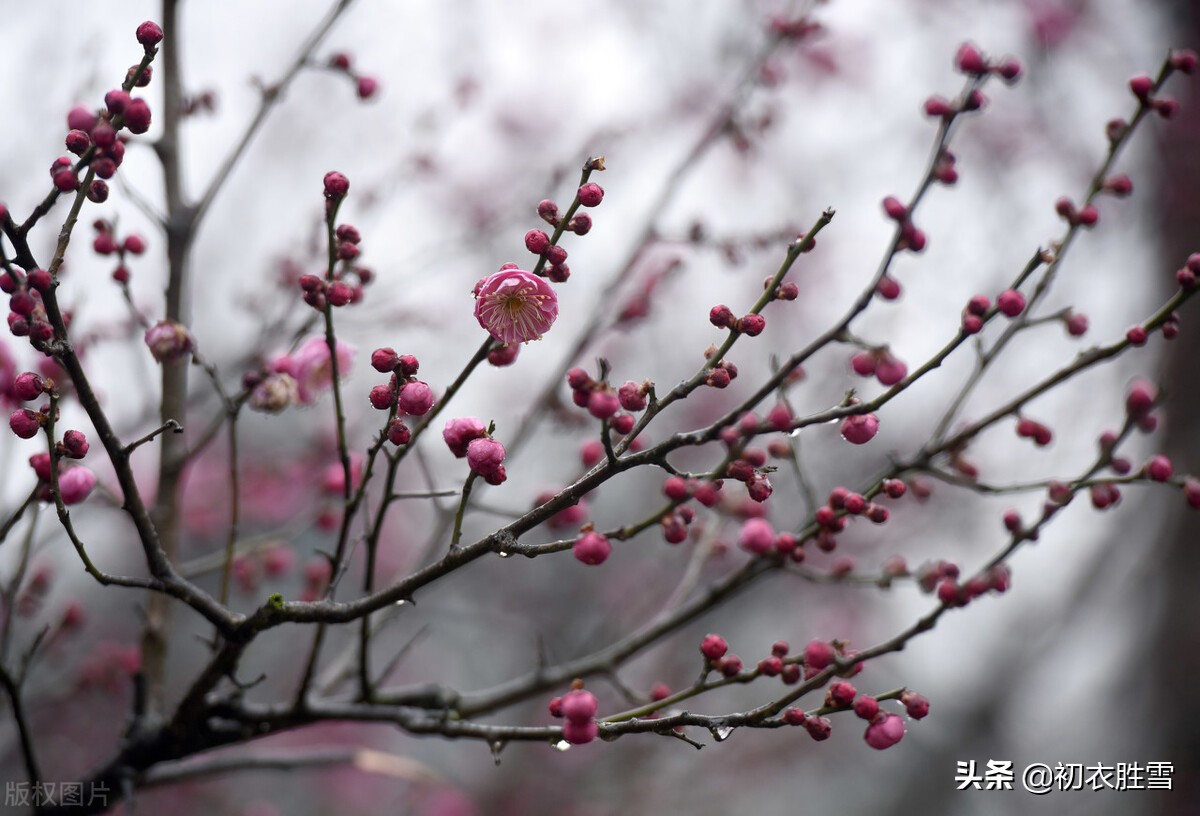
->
473, 268, 558, 344
272, 337, 355, 405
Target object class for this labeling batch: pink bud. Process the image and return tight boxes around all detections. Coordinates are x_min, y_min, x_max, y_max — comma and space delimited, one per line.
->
700, 633, 728, 661
397, 381, 434, 415
29, 453, 52, 481
1171, 49, 1198, 74
841, 413, 879, 445
738, 517, 775, 555
995, 57, 1022, 82
387, 420, 411, 446
577, 183, 604, 207
123, 98, 152, 134
803, 639, 835, 670
59, 466, 98, 505
62, 430, 89, 459
573, 530, 612, 565
368, 384, 395, 411
323, 171, 350, 200
805, 716, 832, 741
13, 372, 45, 401
356, 76, 379, 100
881, 195, 907, 221
954, 42, 987, 75
853, 696, 879, 720
136, 20, 164, 46
371, 347, 399, 372
466, 436, 506, 484
900, 690, 930, 719
1145, 455, 1173, 482
618, 381, 647, 411
875, 356, 907, 386
996, 289, 1025, 317
561, 689, 599, 724
562, 719, 598, 745
442, 417, 487, 458
1185, 478, 1200, 509
524, 229, 550, 254
10, 409, 42, 439
1128, 74, 1154, 99
537, 199, 559, 224
587, 390, 620, 420
864, 712, 905, 750
67, 106, 97, 132
1125, 379, 1156, 417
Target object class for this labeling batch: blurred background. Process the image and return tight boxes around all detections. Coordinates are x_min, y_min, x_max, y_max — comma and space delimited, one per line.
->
1, 1, 1197, 814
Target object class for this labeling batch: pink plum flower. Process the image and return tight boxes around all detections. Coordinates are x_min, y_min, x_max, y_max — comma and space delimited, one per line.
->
473, 268, 558, 344
272, 337, 355, 405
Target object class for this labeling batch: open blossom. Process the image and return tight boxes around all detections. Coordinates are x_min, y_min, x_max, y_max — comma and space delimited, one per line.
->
473, 268, 558, 344
272, 337, 355, 405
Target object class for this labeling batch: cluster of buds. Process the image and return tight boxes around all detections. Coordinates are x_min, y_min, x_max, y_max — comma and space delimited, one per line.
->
917, 556, 1010, 608
933, 147, 958, 185
548, 682, 600, 745
724, 441, 774, 504
368, 349, 434, 431
1015, 416, 1053, 447
92, 219, 146, 283
701, 349, 739, 389
850, 347, 907, 386
1176, 253, 1200, 290
13, 407, 97, 504
932, 563, 1012, 608
529, 182, 603, 281
753, 639, 801, 683
4, 268, 59, 347
1054, 196, 1099, 228
299, 222, 373, 309
709, 303, 766, 337
57, 23, 160, 199
810, 485, 891, 553
952, 41, 1021, 84
880, 195, 927, 253
959, 294, 990, 335
326, 52, 380, 100
565, 367, 638, 434
699, 633, 745, 677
